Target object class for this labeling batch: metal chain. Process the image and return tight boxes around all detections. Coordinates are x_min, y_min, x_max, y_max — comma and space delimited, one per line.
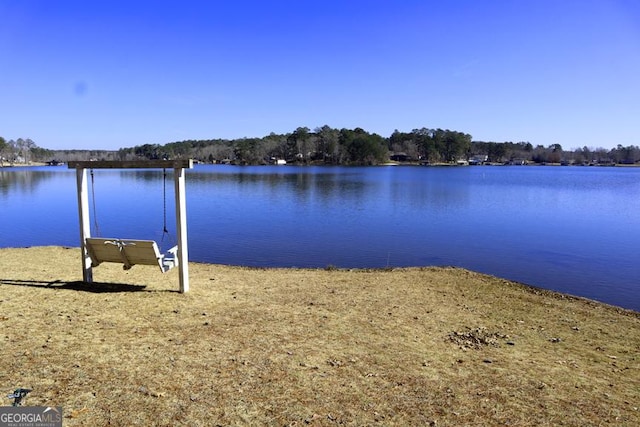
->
163, 168, 168, 234
90, 169, 101, 236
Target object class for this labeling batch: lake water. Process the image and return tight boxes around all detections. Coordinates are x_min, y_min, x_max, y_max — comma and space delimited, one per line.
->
1, 165, 639, 311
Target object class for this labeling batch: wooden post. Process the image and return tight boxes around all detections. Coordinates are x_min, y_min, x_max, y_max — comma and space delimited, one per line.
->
174, 166, 189, 293
75, 167, 93, 283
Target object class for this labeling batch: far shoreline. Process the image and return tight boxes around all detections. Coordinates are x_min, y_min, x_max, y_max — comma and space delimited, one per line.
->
3, 160, 640, 168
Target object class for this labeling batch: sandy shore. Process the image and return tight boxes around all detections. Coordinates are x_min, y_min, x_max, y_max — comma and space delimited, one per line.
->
1, 246, 638, 426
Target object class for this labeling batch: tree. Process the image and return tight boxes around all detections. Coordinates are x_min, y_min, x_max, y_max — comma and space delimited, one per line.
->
488, 142, 507, 162
548, 143, 563, 163
340, 128, 387, 165
234, 138, 265, 165
134, 143, 162, 159
6, 139, 17, 164
610, 144, 640, 164
30, 146, 53, 162
14, 138, 26, 163
286, 127, 311, 162
0, 137, 6, 165
389, 130, 420, 161
435, 130, 471, 162
165, 141, 194, 158
315, 125, 340, 164
411, 128, 438, 161
24, 138, 36, 163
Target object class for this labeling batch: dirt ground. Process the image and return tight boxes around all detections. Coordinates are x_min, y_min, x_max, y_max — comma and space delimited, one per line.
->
1, 246, 638, 426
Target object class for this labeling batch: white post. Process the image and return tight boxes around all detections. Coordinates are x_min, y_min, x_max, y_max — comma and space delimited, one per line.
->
75, 168, 93, 282
174, 167, 189, 292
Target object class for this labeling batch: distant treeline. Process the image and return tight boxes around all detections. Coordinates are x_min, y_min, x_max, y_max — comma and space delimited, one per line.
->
2, 127, 639, 166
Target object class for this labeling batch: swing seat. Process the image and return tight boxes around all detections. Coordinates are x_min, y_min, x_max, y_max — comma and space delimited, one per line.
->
85, 238, 178, 273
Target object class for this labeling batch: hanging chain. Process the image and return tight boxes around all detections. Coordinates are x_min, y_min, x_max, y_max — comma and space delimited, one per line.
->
90, 169, 101, 236
163, 168, 169, 234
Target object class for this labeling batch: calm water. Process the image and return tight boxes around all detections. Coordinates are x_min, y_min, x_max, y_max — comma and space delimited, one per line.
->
1, 165, 639, 311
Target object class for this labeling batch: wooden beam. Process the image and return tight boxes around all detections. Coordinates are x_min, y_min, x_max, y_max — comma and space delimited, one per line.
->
68, 160, 193, 169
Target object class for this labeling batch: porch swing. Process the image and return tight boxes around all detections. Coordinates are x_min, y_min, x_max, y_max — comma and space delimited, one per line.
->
84, 168, 178, 273
68, 160, 193, 293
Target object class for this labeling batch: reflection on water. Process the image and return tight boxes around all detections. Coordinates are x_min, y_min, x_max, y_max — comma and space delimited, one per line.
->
187, 166, 472, 210
1, 164, 639, 311
0, 168, 69, 197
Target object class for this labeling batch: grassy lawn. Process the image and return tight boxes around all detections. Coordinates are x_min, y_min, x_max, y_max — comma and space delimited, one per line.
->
1, 246, 638, 426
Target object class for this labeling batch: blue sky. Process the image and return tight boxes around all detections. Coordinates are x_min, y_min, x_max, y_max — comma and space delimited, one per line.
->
1, 0, 639, 150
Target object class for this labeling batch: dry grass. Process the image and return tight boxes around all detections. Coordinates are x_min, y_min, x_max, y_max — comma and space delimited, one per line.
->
1, 246, 638, 426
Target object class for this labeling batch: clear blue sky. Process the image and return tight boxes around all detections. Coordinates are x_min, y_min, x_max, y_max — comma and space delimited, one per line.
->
1, 0, 639, 150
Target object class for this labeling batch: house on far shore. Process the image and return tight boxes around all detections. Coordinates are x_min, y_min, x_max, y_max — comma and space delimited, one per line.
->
469, 155, 488, 165
390, 152, 410, 162
506, 158, 528, 165
270, 157, 287, 165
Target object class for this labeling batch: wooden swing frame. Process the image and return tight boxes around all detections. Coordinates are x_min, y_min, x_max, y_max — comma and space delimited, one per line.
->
68, 160, 193, 292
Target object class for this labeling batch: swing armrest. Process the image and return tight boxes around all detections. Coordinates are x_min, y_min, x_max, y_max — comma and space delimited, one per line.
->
160, 245, 179, 272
